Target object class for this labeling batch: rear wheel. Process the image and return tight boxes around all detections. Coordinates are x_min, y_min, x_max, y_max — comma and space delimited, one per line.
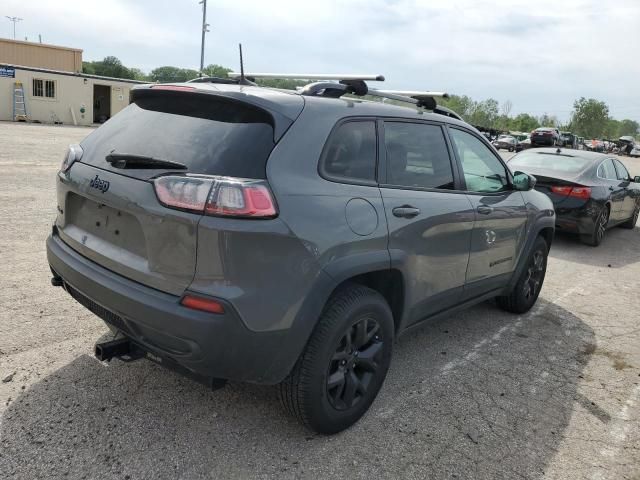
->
581, 206, 609, 246
497, 236, 548, 314
279, 285, 393, 434
620, 203, 639, 229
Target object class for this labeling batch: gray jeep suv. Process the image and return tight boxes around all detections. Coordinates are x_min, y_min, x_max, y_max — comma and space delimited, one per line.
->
47, 81, 555, 434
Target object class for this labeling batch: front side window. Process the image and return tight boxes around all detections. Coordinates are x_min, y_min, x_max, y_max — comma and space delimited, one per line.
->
321, 121, 377, 183
614, 160, 630, 181
597, 159, 617, 180
449, 128, 509, 193
383, 122, 454, 189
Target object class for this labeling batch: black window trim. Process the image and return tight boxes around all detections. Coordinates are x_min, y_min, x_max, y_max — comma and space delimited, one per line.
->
317, 116, 380, 187
377, 117, 466, 194
445, 124, 515, 196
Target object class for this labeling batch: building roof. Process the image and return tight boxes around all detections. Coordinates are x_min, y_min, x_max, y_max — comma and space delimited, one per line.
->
0, 37, 82, 53
1, 63, 149, 84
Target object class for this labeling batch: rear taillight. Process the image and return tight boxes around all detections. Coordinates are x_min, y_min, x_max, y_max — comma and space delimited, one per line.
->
551, 186, 591, 200
180, 294, 225, 314
153, 175, 278, 219
61, 144, 83, 172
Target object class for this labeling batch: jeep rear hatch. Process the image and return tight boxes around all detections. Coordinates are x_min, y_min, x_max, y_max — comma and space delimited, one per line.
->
55, 87, 302, 295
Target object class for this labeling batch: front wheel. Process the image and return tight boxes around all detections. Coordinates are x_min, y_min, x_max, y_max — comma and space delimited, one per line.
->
620, 204, 639, 229
496, 236, 548, 314
279, 284, 394, 434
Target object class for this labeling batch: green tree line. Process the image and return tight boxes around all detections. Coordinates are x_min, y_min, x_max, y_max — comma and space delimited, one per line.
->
82, 56, 639, 140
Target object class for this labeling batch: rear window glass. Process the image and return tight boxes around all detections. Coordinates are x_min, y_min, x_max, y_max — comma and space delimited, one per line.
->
509, 152, 592, 173
80, 93, 275, 179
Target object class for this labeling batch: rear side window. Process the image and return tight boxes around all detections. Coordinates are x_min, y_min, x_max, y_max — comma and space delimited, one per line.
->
383, 122, 454, 189
320, 121, 377, 183
598, 159, 617, 180
80, 93, 275, 179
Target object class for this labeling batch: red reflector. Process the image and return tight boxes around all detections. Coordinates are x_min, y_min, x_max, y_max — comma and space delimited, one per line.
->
150, 85, 196, 91
551, 185, 591, 200
181, 295, 225, 314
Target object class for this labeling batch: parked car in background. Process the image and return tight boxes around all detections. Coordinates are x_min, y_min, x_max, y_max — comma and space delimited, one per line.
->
531, 127, 560, 147
618, 136, 636, 156
508, 148, 640, 246
493, 134, 518, 152
630, 143, 640, 158
559, 132, 577, 149
46, 79, 556, 434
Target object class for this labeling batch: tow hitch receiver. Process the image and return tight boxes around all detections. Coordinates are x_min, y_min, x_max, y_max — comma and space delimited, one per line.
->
94, 337, 228, 391
95, 337, 144, 362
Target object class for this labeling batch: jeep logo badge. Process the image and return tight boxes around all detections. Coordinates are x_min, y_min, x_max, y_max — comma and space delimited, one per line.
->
89, 175, 110, 193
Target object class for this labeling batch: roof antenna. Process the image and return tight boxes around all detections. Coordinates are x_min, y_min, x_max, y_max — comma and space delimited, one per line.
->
239, 43, 246, 84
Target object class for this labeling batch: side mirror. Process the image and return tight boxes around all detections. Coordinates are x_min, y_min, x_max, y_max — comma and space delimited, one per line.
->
513, 171, 536, 191
634, 176, 640, 183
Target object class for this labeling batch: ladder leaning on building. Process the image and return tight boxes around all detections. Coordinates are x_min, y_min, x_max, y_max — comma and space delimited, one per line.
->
13, 81, 28, 121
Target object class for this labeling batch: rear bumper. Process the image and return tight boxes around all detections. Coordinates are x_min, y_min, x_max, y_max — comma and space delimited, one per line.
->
46, 231, 292, 384
531, 137, 555, 146
554, 205, 599, 235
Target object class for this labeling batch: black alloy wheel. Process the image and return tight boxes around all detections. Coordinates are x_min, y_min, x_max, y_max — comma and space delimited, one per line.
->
582, 206, 609, 246
522, 250, 545, 301
496, 236, 548, 313
621, 204, 640, 229
326, 317, 383, 411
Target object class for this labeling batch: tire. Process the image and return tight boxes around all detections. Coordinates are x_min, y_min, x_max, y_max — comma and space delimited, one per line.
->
508, 147, 514, 152
496, 236, 548, 314
278, 284, 394, 434
581, 205, 609, 246
620, 203, 640, 229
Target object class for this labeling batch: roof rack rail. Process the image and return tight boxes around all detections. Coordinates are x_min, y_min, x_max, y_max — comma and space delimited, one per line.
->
228, 73, 385, 81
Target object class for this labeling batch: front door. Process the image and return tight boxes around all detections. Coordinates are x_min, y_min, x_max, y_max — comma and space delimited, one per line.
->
378, 120, 474, 326
598, 159, 626, 221
447, 127, 528, 298
613, 159, 637, 220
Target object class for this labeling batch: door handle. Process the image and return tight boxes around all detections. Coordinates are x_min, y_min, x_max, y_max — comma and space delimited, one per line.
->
392, 206, 421, 218
477, 206, 493, 215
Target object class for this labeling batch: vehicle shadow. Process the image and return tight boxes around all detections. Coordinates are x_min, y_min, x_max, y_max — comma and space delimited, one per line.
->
1, 300, 595, 480
550, 226, 640, 268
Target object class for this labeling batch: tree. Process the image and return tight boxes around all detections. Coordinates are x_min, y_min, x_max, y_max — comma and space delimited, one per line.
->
202, 64, 232, 78
440, 95, 475, 121
618, 119, 640, 138
571, 97, 609, 139
82, 56, 137, 80
469, 98, 499, 128
149, 66, 199, 83
511, 113, 539, 132
539, 113, 558, 128
501, 100, 513, 117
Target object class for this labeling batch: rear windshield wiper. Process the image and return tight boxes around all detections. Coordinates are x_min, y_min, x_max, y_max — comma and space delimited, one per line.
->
106, 152, 187, 170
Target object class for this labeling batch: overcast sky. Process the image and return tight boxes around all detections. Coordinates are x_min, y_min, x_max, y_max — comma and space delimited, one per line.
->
4, 0, 640, 122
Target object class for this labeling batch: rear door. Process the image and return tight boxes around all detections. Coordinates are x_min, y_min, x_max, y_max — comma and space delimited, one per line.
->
378, 120, 474, 326
447, 127, 528, 298
56, 89, 291, 295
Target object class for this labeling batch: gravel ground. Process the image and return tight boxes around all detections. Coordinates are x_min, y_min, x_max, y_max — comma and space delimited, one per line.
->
0, 122, 639, 480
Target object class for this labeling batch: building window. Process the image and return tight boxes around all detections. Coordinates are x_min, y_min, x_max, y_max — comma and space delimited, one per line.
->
33, 79, 56, 99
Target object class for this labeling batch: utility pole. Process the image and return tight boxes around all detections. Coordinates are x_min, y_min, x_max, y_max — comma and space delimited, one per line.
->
199, 0, 210, 76
5, 16, 23, 40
